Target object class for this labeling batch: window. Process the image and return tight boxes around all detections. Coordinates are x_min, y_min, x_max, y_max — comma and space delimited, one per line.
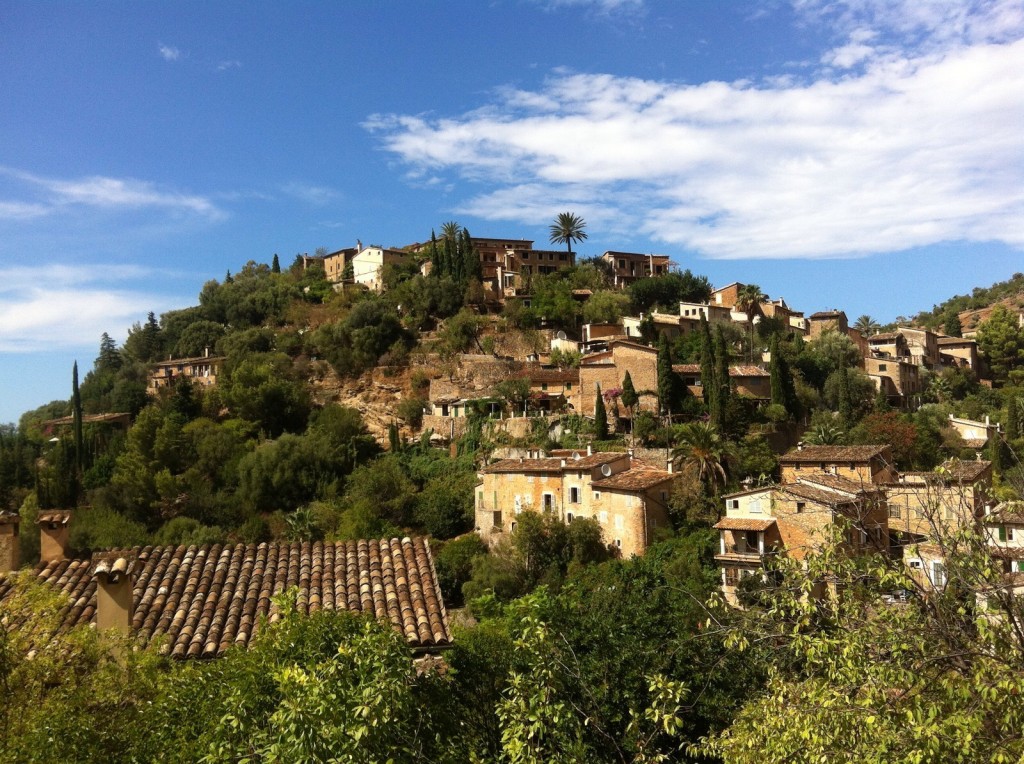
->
594, 491, 601, 500
569, 487, 580, 504
541, 383, 548, 391
878, 363, 887, 371
999, 526, 1008, 541
724, 568, 739, 587
511, 521, 517, 532
730, 499, 740, 510
477, 491, 483, 506
599, 511, 608, 524
889, 504, 901, 519
543, 494, 554, 511
566, 512, 574, 524
931, 561, 947, 588
618, 259, 626, 269
615, 516, 625, 530
492, 511, 503, 528
615, 539, 622, 549
796, 502, 806, 513
565, 383, 572, 390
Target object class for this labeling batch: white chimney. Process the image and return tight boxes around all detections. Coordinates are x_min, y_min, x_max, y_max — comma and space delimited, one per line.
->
587, 444, 593, 456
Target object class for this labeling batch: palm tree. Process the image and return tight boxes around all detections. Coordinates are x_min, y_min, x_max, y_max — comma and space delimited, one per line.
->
853, 314, 881, 337
735, 283, 766, 363
672, 421, 730, 498
549, 212, 588, 257
804, 423, 845, 445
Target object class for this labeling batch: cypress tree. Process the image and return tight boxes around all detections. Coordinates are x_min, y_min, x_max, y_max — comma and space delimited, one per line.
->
72, 361, 83, 475
594, 384, 609, 440
714, 325, 731, 427
657, 336, 675, 419
770, 335, 785, 407
699, 315, 717, 420
461, 228, 481, 282
271, 253, 281, 273
621, 371, 638, 417
837, 364, 853, 427
429, 230, 440, 276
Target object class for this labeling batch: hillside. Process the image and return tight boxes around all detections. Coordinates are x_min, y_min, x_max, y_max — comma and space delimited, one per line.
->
913, 271, 1024, 333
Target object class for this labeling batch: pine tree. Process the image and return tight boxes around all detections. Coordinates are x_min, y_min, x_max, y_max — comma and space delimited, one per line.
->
71, 361, 83, 504
460, 228, 481, 282
1006, 398, 1020, 443
594, 384, 609, 440
98, 332, 122, 373
271, 253, 281, 273
944, 312, 962, 338
225, 270, 233, 283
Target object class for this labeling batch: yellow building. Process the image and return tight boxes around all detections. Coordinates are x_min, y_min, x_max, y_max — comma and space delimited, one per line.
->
148, 349, 224, 393
475, 450, 674, 558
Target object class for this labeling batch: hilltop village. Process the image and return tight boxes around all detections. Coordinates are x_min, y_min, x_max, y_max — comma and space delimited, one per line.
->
3, 222, 1024, 760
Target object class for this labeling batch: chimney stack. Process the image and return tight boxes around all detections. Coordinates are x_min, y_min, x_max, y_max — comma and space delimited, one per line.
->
37, 510, 72, 563
0, 511, 20, 572
587, 444, 593, 456
94, 557, 135, 635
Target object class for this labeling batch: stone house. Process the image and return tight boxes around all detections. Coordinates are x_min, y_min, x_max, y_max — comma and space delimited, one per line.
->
947, 414, 999, 451
711, 282, 743, 310
322, 247, 358, 284
0, 511, 451, 656
986, 501, 1024, 575
779, 444, 898, 486
715, 474, 889, 605
351, 245, 411, 292
600, 251, 671, 288
937, 336, 980, 371
671, 364, 771, 402
475, 450, 674, 558
579, 340, 659, 418
808, 310, 849, 339
517, 366, 580, 413
148, 348, 225, 393
863, 355, 922, 405
581, 322, 627, 353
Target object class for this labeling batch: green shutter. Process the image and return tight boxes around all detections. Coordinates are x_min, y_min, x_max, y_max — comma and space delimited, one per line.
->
999, 526, 1007, 542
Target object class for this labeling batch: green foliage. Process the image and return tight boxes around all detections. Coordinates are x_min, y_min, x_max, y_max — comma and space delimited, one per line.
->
221, 352, 311, 437
314, 297, 415, 377
68, 505, 149, 556
548, 211, 588, 255
977, 304, 1024, 384
629, 270, 712, 313
434, 534, 488, 607
581, 290, 631, 325
593, 384, 609, 440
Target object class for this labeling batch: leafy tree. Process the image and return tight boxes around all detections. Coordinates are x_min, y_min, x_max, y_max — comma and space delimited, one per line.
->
713, 325, 731, 427
944, 311, 962, 337
581, 290, 631, 325
548, 211, 588, 256
976, 304, 1024, 384
629, 270, 712, 313
271, 253, 280, 273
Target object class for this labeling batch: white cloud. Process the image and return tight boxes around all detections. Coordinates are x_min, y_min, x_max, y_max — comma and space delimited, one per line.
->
158, 44, 181, 61
368, 11, 1024, 259
0, 265, 172, 352
282, 182, 339, 206
0, 168, 223, 219
535, 0, 643, 10
217, 60, 242, 71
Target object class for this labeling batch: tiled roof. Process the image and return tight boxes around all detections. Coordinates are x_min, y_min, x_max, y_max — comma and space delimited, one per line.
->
714, 517, 776, 531
591, 463, 674, 491
568, 452, 627, 469
522, 367, 579, 384
939, 459, 992, 482
779, 483, 853, 507
671, 364, 768, 377
798, 474, 880, 495
672, 364, 701, 374
0, 538, 450, 658
986, 502, 1024, 525
37, 510, 72, 526
937, 336, 975, 345
989, 545, 1024, 560
963, 438, 988, 449
868, 332, 900, 341
781, 445, 889, 463
152, 355, 225, 368
482, 457, 566, 473
809, 311, 844, 320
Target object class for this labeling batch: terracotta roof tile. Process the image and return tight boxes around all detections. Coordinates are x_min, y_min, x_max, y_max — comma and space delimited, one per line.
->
798, 474, 881, 495
714, 517, 776, 531
779, 483, 854, 506
0, 538, 450, 657
482, 457, 566, 473
781, 445, 890, 463
591, 463, 674, 491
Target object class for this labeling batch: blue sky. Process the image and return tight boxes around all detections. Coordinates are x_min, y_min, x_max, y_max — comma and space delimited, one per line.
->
2, 0, 1022, 423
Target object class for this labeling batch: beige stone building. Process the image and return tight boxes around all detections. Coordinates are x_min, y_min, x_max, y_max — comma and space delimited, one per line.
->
863, 355, 921, 405
322, 247, 357, 284
600, 251, 671, 288
807, 310, 849, 339
148, 349, 224, 393
351, 245, 411, 292
986, 501, 1024, 575
715, 474, 889, 605
579, 341, 659, 418
671, 364, 771, 402
475, 451, 674, 558
779, 444, 898, 486
937, 336, 980, 371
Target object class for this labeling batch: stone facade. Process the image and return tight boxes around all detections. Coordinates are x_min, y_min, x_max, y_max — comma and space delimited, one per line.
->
475, 452, 674, 558
148, 350, 224, 393
579, 341, 659, 418
779, 444, 897, 485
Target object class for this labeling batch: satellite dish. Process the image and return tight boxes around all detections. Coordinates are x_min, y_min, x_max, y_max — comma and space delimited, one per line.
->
601, 464, 612, 477
572, 451, 581, 460
556, 330, 567, 340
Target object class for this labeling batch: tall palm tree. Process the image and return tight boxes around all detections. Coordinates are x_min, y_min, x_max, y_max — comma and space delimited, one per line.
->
853, 314, 881, 336
735, 283, 766, 363
440, 220, 461, 241
672, 421, 730, 498
548, 212, 588, 256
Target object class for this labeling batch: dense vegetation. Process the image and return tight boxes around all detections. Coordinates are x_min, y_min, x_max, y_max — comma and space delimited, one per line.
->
4, 230, 1024, 761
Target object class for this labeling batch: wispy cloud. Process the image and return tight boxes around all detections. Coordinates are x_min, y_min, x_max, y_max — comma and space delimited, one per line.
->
217, 59, 242, 71
0, 168, 223, 220
0, 264, 174, 352
532, 0, 643, 12
282, 182, 339, 206
368, 3, 1024, 259
158, 43, 181, 61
